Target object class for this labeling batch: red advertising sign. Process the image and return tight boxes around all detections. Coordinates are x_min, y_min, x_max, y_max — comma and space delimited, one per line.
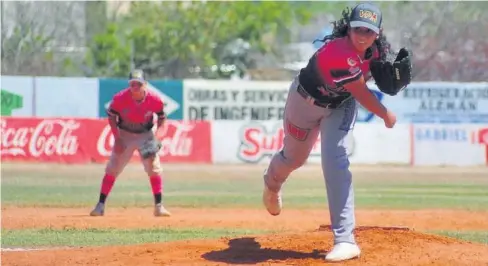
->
477, 128, 488, 145
1, 118, 212, 163
236, 123, 355, 164
476, 128, 488, 165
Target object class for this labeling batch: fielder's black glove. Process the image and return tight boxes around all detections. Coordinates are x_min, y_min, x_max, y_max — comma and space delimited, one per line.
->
139, 138, 162, 159
370, 47, 413, 96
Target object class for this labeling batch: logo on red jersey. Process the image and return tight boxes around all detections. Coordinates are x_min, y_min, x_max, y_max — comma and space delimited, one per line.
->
349, 66, 361, 75
347, 57, 357, 66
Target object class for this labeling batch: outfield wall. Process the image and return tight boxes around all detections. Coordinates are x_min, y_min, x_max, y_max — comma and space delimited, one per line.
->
1, 76, 487, 166
1, 117, 487, 166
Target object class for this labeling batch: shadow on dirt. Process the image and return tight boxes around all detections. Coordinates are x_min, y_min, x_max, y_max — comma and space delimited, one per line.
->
201, 237, 325, 264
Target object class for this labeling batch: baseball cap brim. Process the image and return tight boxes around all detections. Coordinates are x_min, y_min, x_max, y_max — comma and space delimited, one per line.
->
350, 21, 380, 34
129, 78, 145, 84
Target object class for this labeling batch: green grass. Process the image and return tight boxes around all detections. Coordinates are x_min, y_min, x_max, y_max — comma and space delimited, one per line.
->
2, 164, 488, 249
432, 231, 488, 244
1, 227, 270, 248
2, 164, 488, 210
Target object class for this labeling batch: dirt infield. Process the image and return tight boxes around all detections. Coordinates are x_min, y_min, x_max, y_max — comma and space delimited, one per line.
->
3, 207, 488, 231
3, 163, 488, 265
4, 229, 488, 266
3, 207, 488, 265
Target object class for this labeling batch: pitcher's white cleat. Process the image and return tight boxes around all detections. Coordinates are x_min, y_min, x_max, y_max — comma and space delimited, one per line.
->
325, 242, 361, 262
262, 186, 282, 216
154, 203, 171, 217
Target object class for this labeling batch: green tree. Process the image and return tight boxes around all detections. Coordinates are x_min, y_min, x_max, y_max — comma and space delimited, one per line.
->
83, 1, 313, 79
83, 23, 131, 77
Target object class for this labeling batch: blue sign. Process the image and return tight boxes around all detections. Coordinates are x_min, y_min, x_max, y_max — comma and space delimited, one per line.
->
98, 79, 183, 120
390, 82, 488, 124
356, 82, 488, 124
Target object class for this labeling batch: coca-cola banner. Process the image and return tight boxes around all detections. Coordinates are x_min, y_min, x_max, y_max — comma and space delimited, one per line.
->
211, 121, 410, 165
1, 118, 90, 163
1, 118, 211, 164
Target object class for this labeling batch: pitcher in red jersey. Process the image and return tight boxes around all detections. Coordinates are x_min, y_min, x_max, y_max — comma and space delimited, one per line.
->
262, 3, 399, 262
90, 69, 171, 217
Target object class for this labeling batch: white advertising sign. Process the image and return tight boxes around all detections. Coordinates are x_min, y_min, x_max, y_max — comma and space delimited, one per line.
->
183, 79, 290, 121
0, 76, 34, 116
211, 121, 410, 165
412, 124, 488, 166
365, 82, 488, 123
35, 77, 99, 118
351, 123, 411, 164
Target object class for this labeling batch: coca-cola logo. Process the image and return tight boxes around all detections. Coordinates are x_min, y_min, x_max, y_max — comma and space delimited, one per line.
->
157, 121, 195, 157
97, 125, 115, 157
0, 119, 80, 157
237, 123, 355, 163
96, 120, 197, 158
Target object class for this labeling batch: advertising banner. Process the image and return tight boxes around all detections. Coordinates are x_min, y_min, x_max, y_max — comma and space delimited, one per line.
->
1, 118, 211, 164
211, 121, 410, 165
91, 120, 212, 163
183, 79, 289, 121
184, 80, 488, 124
34, 77, 99, 118
365, 82, 488, 123
98, 79, 183, 120
0, 117, 91, 163
412, 124, 488, 166
0, 76, 34, 116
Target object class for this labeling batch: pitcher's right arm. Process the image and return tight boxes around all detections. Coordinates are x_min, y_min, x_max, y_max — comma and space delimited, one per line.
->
343, 77, 388, 120
343, 76, 397, 128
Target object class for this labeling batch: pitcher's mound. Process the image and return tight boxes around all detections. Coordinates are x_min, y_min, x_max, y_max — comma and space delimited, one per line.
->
3, 227, 488, 265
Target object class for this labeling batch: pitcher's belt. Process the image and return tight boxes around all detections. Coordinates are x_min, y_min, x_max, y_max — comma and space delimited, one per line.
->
296, 84, 339, 109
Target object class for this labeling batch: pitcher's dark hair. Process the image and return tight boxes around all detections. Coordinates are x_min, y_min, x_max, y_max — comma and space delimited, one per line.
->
313, 7, 391, 60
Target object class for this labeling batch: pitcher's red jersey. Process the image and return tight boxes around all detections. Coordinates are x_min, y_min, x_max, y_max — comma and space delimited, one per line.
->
316, 37, 380, 89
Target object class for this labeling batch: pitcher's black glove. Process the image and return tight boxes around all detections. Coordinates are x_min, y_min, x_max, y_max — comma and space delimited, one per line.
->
370, 47, 413, 96
139, 138, 162, 159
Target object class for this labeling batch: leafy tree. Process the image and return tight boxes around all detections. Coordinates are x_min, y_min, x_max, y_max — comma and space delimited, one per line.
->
1, 1, 93, 77
380, 1, 488, 81
83, 1, 313, 79
83, 23, 131, 77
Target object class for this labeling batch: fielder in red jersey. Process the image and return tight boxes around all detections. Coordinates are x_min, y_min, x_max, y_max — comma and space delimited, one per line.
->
107, 89, 165, 134
90, 69, 171, 217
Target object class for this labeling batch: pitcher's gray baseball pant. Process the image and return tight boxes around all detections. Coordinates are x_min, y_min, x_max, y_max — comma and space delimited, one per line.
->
264, 76, 357, 244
